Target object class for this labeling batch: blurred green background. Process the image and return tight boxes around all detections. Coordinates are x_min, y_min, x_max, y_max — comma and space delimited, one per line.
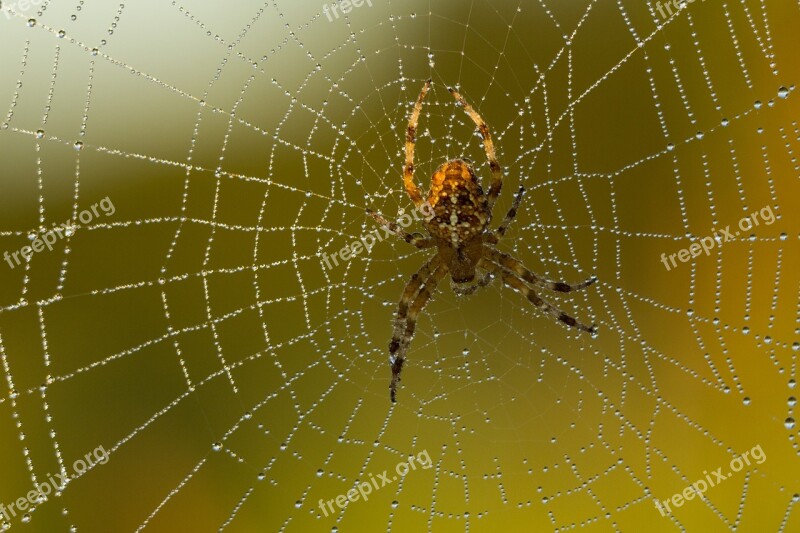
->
0, 0, 798, 531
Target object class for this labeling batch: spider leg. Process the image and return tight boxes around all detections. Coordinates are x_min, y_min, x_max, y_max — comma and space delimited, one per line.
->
450, 263, 495, 296
499, 269, 596, 335
389, 259, 447, 402
485, 185, 525, 244
403, 80, 432, 208
447, 87, 503, 209
483, 247, 597, 293
367, 209, 435, 249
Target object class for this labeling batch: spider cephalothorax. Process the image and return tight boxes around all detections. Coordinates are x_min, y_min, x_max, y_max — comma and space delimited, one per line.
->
368, 80, 597, 402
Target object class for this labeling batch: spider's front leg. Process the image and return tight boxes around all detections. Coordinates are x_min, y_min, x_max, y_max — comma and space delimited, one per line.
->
403, 79, 432, 208
448, 86, 503, 209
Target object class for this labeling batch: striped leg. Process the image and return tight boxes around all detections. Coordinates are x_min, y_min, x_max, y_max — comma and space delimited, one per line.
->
390, 261, 447, 402
492, 185, 526, 241
500, 271, 596, 334
484, 247, 597, 293
448, 87, 503, 209
403, 80, 432, 208
367, 209, 434, 249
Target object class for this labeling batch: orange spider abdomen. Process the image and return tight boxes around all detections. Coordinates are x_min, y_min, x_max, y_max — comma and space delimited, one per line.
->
426, 159, 490, 245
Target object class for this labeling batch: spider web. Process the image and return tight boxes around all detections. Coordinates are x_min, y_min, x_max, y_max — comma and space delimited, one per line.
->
0, 0, 798, 531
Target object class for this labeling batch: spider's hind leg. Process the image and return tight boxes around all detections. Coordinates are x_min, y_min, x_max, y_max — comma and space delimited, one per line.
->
501, 270, 596, 335
485, 247, 597, 293
389, 258, 447, 402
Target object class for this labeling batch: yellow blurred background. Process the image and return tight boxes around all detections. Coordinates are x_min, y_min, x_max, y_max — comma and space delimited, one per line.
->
0, 0, 798, 531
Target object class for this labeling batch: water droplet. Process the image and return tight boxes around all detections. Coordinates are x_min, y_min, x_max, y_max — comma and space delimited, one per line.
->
742, 397, 750, 406
778, 86, 789, 98
721, 118, 729, 127
788, 396, 796, 407
27, 18, 36, 27
754, 100, 762, 109
35, 129, 45, 139
74, 141, 83, 150
666, 142, 674, 151
21, 514, 31, 524
391, 500, 399, 509
57, 29, 66, 38
785, 418, 795, 430
212, 442, 222, 451
695, 131, 704, 139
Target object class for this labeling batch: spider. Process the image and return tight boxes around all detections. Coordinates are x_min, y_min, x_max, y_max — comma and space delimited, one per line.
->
368, 80, 597, 402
